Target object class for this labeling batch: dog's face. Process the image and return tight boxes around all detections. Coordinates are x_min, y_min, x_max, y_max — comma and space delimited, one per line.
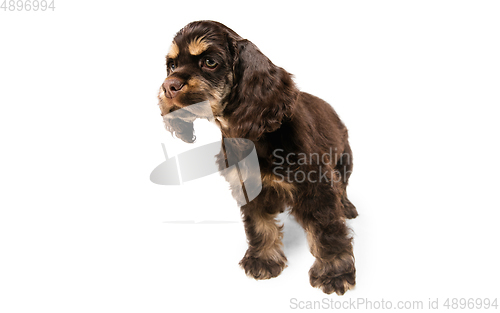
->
158, 20, 299, 143
159, 21, 239, 119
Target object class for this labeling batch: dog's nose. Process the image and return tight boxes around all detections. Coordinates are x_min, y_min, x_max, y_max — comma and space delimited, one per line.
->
163, 78, 185, 99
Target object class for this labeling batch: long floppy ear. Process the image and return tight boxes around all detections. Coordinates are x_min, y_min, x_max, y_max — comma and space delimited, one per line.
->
227, 39, 299, 141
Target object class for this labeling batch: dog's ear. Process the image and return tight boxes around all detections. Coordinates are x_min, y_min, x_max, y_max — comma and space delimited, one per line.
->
227, 39, 298, 141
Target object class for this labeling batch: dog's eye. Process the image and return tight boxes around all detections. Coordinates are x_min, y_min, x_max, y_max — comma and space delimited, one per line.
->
204, 58, 218, 69
169, 63, 176, 71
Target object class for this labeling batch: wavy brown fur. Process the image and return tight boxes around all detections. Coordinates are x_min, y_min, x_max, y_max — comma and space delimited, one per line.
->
158, 20, 358, 295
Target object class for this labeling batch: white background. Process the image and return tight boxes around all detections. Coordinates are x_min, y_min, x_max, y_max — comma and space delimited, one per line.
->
1, 1, 499, 312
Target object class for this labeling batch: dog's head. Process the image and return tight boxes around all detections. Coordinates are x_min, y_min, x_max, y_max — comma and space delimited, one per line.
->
158, 20, 299, 142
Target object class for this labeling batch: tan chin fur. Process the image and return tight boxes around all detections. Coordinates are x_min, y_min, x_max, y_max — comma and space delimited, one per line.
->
158, 81, 226, 125
183, 78, 225, 119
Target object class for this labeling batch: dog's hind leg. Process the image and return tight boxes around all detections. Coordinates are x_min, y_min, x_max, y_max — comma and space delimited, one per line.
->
292, 183, 356, 295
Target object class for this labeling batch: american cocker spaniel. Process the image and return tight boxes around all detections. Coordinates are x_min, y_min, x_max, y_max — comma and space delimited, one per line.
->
158, 20, 358, 295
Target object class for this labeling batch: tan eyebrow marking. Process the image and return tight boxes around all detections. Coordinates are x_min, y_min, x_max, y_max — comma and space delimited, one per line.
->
188, 37, 209, 56
167, 42, 179, 59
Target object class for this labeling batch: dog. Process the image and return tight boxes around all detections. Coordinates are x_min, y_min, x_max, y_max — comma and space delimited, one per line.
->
158, 20, 358, 295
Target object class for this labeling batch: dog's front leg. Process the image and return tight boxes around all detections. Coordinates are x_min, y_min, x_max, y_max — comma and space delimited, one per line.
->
239, 190, 287, 280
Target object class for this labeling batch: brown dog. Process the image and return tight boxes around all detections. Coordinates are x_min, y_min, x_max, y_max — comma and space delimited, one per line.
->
158, 20, 357, 295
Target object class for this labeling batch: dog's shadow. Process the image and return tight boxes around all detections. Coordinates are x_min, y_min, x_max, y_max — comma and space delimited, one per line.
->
279, 212, 309, 257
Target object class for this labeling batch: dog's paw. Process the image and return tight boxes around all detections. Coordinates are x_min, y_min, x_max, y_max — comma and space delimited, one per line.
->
239, 253, 287, 280
309, 256, 356, 295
